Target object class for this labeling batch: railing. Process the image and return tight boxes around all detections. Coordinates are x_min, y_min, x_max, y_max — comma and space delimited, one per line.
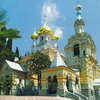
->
66, 56, 87, 66
64, 90, 88, 100
74, 92, 88, 100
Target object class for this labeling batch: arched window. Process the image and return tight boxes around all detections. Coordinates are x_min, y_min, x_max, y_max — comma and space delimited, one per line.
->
73, 44, 80, 56
83, 50, 86, 56
40, 36, 44, 42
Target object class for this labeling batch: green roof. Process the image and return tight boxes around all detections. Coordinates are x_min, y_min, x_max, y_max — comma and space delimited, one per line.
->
74, 19, 85, 27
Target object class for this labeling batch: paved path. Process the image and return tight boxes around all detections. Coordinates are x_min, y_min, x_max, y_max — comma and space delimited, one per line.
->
0, 96, 74, 100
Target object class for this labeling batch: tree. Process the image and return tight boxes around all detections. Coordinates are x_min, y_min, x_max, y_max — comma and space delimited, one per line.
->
27, 51, 51, 90
15, 47, 19, 57
0, 48, 16, 69
0, 9, 21, 67
28, 51, 51, 74
0, 9, 21, 51
0, 28, 21, 39
0, 9, 21, 39
3, 75, 12, 95
0, 77, 3, 95
0, 9, 7, 28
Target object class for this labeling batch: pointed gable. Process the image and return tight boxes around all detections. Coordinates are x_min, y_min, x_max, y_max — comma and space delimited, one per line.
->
50, 51, 67, 68
5, 60, 26, 72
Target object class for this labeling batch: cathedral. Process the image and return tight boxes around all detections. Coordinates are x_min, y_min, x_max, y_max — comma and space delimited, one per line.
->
30, 4, 100, 100
1, 3, 100, 100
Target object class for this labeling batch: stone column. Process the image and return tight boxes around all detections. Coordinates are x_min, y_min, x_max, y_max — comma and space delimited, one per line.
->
80, 63, 95, 100
57, 78, 66, 96
40, 72, 48, 96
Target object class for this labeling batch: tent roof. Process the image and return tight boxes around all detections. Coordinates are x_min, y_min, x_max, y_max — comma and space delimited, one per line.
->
50, 51, 67, 68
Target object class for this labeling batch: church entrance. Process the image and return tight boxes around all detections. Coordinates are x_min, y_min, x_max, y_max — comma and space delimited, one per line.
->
47, 75, 58, 94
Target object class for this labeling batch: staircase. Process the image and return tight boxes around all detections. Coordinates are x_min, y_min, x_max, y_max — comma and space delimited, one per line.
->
64, 91, 88, 100
0, 96, 78, 100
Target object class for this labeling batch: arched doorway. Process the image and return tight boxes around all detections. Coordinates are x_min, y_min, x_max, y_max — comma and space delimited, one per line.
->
52, 75, 58, 94
66, 75, 70, 91
66, 75, 73, 92
75, 77, 79, 91
47, 75, 58, 94
47, 76, 52, 94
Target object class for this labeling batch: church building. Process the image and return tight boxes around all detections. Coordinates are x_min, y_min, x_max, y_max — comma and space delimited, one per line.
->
31, 4, 100, 100
2, 3, 100, 100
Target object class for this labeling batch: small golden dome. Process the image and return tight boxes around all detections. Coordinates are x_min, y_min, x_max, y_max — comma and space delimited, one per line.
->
37, 24, 52, 35
76, 4, 82, 10
31, 34, 38, 39
51, 35, 59, 40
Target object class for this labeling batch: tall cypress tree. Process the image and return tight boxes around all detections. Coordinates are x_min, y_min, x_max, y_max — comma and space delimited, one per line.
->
6, 39, 12, 51
0, 26, 7, 52
0, 9, 21, 67
15, 47, 19, 57
0, 37, 6, 52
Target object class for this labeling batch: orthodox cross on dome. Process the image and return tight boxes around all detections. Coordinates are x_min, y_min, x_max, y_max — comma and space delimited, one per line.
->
74, 2, 85, 34
76, 4, 82, 20
75, 0, 84, 21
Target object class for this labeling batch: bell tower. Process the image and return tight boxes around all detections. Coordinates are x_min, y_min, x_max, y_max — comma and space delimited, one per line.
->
64, 4, 96, 100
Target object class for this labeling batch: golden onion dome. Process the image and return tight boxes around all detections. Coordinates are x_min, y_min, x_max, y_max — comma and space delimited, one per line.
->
75, 4, 82, 10
37, 24, 52, 35
51, 35, 59, 40
31, 33, 38, 39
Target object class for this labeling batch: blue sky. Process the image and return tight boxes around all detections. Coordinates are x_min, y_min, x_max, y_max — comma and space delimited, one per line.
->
0, 0, 100, 61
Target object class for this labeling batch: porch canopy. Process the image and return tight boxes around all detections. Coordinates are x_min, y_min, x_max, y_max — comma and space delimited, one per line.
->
5, 60, 27, 74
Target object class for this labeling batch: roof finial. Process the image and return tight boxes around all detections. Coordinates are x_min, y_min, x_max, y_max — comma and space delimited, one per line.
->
75, 4, 82, 20
74, 2, 85, 34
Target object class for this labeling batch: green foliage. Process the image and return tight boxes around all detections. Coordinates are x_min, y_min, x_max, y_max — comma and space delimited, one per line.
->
0, 9, 7, 28
28, 51, 51, 74
15, 47, 19, 57
0, 48, 16, 67
0, 9, 21, 38
3, 75, 12, 95
0, 37, 6, 51
0, 28, 21, 38
0, 9, 21, 68
6, 39, 12, 50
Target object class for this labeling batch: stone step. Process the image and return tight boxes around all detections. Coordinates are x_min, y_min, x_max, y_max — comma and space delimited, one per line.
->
0, 96, 75, 100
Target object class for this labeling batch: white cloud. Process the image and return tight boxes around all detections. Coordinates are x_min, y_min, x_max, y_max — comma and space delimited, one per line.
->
54, 27, 63, 38
41, 1, 63, 38
41, 1, 60, 24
